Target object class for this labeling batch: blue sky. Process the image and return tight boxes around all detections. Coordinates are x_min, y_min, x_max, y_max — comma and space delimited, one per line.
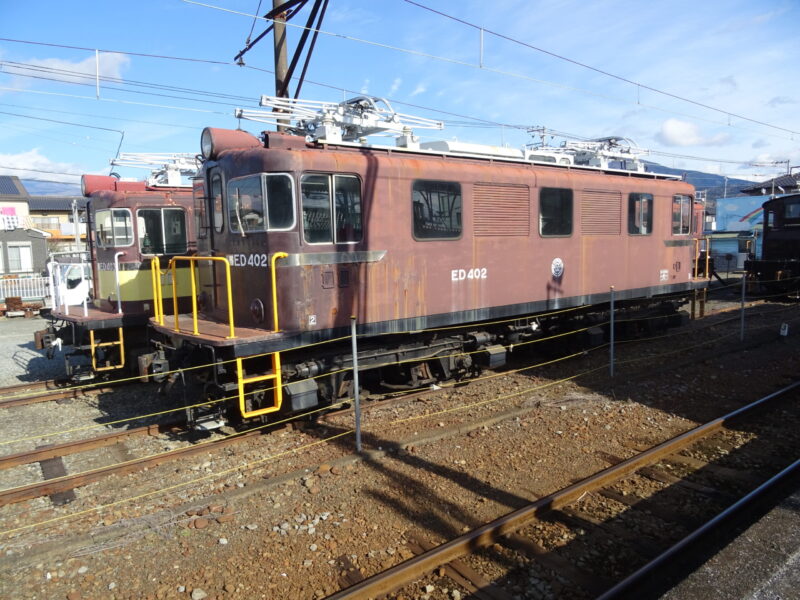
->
1, 0, 798, 189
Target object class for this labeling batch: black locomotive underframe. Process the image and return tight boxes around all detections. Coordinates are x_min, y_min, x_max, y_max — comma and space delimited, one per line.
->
151, 295, 687, 425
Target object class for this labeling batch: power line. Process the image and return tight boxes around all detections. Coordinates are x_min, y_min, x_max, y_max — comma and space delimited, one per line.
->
3, 32, 798, 147
182, 0, 800, 141
1, 36, 791, 171
0, 165, 81, 177
400, 0, 797, 137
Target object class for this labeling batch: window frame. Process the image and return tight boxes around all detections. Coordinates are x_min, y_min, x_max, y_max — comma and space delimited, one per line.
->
193, 178, 208, 239
211, 172, 225, 234
671, 194, 692, 236
538, 187, 573, 237
93, 207, 134, 248
6, 241, 33, 273
411, 179, 463, 242
301, 172, 363, 245
227, 174, 265, 235
135, 207, 188, 256
227, 173, 298, 235
627, 192, 653, 236
264, 173, 297, 232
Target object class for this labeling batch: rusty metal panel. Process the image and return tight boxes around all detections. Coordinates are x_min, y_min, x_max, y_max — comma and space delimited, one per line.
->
473, 183, 529, 237
581, 189, 621, 235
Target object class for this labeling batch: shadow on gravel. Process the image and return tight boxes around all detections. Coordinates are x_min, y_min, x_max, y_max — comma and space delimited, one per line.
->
302, 393, 800, 599
12, 340, 66, 382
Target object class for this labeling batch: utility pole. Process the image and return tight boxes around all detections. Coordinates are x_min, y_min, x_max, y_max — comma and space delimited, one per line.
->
272, 0, 290, 131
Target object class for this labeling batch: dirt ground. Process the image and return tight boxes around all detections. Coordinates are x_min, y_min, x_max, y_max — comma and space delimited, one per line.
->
0, 300, 798, 600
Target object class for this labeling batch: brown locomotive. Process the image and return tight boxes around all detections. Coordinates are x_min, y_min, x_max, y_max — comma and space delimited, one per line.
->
37, 162, 197, 381
146, 97, 708, 428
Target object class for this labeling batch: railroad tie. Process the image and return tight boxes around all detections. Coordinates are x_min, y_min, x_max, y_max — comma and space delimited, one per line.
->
35, 444, 76, 506
408, 537, 515, 600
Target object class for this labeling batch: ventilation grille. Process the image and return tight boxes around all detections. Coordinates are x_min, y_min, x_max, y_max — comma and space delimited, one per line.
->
473, 183, 530, 236
581, 189, 621, 235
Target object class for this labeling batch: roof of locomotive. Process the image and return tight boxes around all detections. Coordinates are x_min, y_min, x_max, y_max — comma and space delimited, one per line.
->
315, 139, 682, 181
87, 187, 194, 211
762, 192, 800, 208
207, 129, 691, 191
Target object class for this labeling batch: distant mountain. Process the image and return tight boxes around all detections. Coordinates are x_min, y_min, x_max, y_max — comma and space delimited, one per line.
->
643, 162, 753, 215
21, 180, 82, 196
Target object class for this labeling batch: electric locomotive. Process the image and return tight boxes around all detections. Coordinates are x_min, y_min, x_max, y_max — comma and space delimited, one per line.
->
145, 96, 709, 429
745, 193, 800, 294
36, 155, 199, 381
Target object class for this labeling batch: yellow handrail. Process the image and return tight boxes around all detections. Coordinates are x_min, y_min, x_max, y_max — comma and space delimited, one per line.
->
169, 256, 236, 339
271, 251, 288, 330
150, 256, 164, 326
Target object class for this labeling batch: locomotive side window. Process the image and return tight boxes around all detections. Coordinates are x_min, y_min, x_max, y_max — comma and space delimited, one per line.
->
94, 208, 133, 248
628, 193, 653, 235
334, 175, 362, 243
137, 208, 187, 255
228, 175, 264, 234
211, 173, 224, 234
785, 200, 800, 221
412, 180, 462, 240
193, 180, 208, 239
301, 174, 333, 243
301, 173, 362, 244
539, 188, 573, 236
672, 194, 691, 235
265, 174, 296, 231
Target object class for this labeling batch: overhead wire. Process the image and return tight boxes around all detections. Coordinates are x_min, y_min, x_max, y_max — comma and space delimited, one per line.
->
399, 0, 799, 137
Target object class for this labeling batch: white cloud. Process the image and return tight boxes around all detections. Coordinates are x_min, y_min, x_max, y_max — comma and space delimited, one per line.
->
389, 77, 402, 95
767, 96, 796, 108
360, 78, 370, 94
655, 118, 730, 147
2, 52, 130, 89
0, 149, 83, 183
410, 82, 427, 97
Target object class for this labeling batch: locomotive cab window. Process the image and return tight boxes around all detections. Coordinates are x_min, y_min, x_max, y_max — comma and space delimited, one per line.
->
229, 175, 264, 234
137, 208, 187, 255
228, 173, 296, 235
94, 208, 133, 248
672, 194, 692, 235
412, 180, 462, 240
301, 173, 362, 244
628, 193, 653, 235
539, 188, 573, 236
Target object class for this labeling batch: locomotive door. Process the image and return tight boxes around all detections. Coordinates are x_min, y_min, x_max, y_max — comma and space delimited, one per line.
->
206, 169, 230, 320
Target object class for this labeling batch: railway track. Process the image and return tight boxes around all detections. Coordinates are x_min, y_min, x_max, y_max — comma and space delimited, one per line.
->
0, 379, 123, 409
328, 380, 800, 599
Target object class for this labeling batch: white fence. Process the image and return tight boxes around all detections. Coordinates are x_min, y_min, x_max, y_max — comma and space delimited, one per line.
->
0, 277, 49, 302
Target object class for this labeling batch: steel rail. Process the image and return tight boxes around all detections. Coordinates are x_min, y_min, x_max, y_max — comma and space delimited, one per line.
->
596, 457, 800, 599
0, 380, 125, 409
327, 379, 800, 599
0, 421, 183, 471
0, 428, 265, 507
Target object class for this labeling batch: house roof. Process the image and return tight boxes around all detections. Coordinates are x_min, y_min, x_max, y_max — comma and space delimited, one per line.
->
740, 173, 800, 194
0, 176, 31, 199
28, 196, 88, 211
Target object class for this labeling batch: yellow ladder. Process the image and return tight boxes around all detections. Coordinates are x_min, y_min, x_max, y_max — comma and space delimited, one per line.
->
236, 251, 287, 419
89, 328, 125, 372
236, 353, 283, 418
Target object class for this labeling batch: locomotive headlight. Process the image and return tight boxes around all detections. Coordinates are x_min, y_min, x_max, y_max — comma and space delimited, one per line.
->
200, 127, 215, 160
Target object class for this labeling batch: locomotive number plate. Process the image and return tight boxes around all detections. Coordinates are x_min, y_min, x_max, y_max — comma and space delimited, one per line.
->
451, 267, 488, 281
227, 253, 270, 268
